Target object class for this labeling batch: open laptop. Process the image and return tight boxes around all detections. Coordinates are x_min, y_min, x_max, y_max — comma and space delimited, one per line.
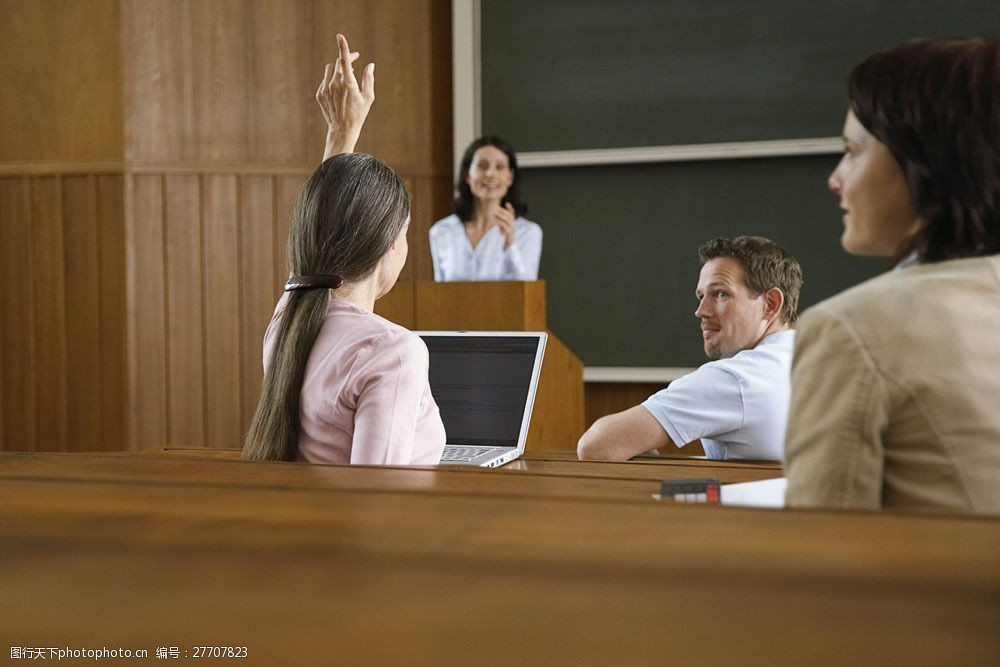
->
416, 331, 547, 467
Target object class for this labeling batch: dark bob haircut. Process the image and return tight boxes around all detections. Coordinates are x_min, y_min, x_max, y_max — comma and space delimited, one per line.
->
847, 37, 999, 262
453, 136, 528, 222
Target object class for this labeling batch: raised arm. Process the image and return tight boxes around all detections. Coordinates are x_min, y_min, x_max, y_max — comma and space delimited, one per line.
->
317, 33, 375, 160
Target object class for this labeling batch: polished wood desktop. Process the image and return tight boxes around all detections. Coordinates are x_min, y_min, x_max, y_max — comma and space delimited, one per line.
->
2, 451, 998, 665
506, 450, 783, 483
141, 446, 783, 484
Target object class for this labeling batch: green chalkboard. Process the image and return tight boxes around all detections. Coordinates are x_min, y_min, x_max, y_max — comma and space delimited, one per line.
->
477, 1, 997, 367
482, 0, 998, 150
528, 155, 884, 366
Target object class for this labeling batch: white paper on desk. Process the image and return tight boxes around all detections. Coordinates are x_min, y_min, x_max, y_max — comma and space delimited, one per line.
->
720, 477, 787, 509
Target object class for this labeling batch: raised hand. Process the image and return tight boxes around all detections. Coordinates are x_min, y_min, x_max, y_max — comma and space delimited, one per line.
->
317, 33, 375, 159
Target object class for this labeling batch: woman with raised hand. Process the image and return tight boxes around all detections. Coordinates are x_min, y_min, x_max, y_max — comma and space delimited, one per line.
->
429, 136, 542, 281
785, 38, 1000, 513
243, 34, 445, 465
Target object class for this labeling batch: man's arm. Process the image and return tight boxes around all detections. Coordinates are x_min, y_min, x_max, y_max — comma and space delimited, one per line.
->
577, 405, 673, 461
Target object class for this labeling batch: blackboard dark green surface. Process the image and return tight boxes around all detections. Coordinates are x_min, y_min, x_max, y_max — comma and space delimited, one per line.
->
529, 156, 886, 366
482, 0, 998, 150
477, 1, 997, 367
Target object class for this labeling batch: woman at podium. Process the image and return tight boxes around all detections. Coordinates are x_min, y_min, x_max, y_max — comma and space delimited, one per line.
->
429, 137, 543, 281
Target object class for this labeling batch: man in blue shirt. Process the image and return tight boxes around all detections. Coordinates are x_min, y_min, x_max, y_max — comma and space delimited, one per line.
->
577, 236, 803, 461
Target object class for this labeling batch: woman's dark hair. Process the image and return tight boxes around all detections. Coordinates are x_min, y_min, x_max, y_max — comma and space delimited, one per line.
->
242, 153, 410, 461
453, 135, 528, 221
847, 37, 999, 262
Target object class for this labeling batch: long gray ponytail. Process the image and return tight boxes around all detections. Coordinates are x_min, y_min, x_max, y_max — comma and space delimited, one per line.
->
242, 153, 410, 461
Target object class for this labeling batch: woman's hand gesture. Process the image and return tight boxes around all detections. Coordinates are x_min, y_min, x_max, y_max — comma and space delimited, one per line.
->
494, 203, 518, 248
317, 33, 375, 159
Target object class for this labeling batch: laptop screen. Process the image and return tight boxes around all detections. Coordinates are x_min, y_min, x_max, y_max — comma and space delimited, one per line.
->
420, 334, 543, 448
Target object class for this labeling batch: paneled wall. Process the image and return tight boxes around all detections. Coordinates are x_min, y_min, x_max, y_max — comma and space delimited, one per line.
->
0, 0, 125, 452
1, 0, 452, 452
122, 0, 453, 450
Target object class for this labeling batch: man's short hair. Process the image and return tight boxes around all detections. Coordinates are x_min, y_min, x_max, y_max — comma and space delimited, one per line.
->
698, 236, 803, 326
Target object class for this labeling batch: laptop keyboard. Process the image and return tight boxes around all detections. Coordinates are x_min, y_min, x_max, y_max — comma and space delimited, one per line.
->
440, 446, 502, 463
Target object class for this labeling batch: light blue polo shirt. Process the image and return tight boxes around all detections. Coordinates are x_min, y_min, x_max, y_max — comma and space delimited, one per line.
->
641, 330, 795, 461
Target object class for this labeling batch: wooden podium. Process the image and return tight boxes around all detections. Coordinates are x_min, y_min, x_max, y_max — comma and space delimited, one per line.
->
375, 281, 584, 451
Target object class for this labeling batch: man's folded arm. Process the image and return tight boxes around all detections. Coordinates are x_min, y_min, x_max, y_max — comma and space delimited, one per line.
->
577, 406, 672, 461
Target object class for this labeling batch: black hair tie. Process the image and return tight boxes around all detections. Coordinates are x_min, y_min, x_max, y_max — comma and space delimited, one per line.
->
284, 274, 343, 291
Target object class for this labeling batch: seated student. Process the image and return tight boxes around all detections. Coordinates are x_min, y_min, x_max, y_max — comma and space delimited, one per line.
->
242, 34, 445, 465
785, 38, 1000, 513
429, 136, 542, 281
578, 236, 802, 461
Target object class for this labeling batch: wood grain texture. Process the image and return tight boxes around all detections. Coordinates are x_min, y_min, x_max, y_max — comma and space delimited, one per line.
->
128, 174, 168, 449
414, 280, 547, 330
116, 0, 451, 449
0, 0, 127, 453
0, 0, 122, 162
274, 175, 302, 293
203, 175, 243, 449
0, 178, 36, 450
1, 454, 998, 666
164, 174, 205, 445
96, 175, 127, 452
373, 280, 416, 329
2, 1, 463, 452
238, 175, 277, 431
247, 0, 314, 163
30, 177, 68, 451
508, 450, 781, 483
527, 333, 585, 451
0, 174, 126, 454
62, 176, 102, 452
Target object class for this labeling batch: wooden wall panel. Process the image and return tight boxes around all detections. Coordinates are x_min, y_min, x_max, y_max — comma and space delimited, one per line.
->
164, 175, 205, 445
248, 1, 315, 164
203, 176, 243, 449
123, 0, 317, 164
239, 175, 278, 430
62, 176, 102, 451
0, 0, 122, 162
30, 177, 68, 451
274, 176, 303, 293
188, 0, 251, 163
121, 0, 188, 162
1, 0, 127, 453
0, 186, 3, 445
0, 174, 126, 453
96, 175, 127, 452
407, 175, 453, 282
0, 178, 36, 450
128, 175, 169, 449
118, 1, 452, 449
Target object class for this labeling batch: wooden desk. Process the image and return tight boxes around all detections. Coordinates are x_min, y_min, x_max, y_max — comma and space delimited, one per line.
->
511, 450, 783, 483
144, 447, 784, 484
2, 452, 998, 665
3, 451, 664, 504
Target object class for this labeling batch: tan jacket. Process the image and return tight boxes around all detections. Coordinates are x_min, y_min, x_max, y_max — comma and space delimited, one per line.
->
785, 255, 1000, 514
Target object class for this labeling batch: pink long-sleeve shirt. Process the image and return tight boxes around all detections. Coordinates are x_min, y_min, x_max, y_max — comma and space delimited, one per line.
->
263, 294, 446, 465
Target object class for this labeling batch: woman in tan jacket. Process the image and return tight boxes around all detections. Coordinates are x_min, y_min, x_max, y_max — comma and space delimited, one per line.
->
784, 38, 1000, 513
